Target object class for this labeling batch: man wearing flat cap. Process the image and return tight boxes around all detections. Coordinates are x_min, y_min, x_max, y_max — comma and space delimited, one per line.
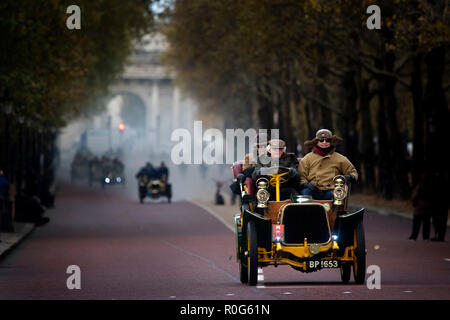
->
243, 132, 269, 171
252, 138, 300, 200
298, 129, 358, 200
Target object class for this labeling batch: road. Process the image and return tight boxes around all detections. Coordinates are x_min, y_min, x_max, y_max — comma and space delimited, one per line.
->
0, 183, 449, 300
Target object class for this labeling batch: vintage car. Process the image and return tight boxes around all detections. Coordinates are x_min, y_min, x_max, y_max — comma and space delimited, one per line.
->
232, 163, 366, 286
138, 175, 172, 203
101, 170, 125, 188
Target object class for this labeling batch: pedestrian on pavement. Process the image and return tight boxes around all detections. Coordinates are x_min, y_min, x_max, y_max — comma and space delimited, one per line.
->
409, 171, 432, 241
298, 129, 358, 200
215, 180, 225, 205
430, 171, 448, 242
0, 169, 10, 198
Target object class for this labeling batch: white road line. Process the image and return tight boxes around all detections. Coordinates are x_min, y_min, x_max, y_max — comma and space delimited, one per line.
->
257, 268, 265, 288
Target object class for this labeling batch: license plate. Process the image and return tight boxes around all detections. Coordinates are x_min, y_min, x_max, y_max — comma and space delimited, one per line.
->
307, 260, 339, 269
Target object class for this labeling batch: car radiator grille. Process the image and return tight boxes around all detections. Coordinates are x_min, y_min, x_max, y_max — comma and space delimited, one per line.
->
281, 204, 330, 244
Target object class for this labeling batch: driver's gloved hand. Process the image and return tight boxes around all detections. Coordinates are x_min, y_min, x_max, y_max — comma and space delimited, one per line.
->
288, 167, 299, 178
303, 182, 317, 191
343, 174, 356, 184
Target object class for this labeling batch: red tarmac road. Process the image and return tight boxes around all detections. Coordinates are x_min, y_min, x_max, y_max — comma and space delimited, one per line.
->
0, 183, 449, 300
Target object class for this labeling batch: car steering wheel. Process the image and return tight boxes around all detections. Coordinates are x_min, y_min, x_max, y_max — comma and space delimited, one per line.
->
259, 166, 291, 187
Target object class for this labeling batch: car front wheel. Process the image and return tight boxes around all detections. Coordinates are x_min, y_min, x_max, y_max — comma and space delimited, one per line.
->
353, 219, 366, 284
246, 221, 258, 286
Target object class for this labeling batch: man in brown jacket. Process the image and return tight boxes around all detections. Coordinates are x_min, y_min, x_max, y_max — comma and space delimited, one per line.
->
298, 129, 358, 200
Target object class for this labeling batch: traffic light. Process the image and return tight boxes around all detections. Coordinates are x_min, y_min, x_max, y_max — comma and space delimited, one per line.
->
118, 122, 125, 131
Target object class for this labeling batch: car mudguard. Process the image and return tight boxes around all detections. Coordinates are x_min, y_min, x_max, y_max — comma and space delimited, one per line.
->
334, 208, 365, 253
242, 208, 272, 252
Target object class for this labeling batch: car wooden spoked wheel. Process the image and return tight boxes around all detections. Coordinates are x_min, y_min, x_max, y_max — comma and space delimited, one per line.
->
238, 227, 248, 284
246, 221, 258, 286
353, 219, 366, 284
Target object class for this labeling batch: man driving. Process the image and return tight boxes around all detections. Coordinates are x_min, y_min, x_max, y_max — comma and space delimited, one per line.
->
136, 162, 158, 180
252, 139, 300, 200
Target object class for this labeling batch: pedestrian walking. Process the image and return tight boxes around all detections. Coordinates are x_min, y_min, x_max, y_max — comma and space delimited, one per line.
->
430, 171, 448, 242
409, 172, 433, 241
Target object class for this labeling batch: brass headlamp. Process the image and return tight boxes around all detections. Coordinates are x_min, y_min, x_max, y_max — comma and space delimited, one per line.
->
333, 175, 348, 206
256, 178, 270, 208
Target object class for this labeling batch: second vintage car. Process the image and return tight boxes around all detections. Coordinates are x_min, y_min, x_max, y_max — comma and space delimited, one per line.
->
138, 175, 172, 203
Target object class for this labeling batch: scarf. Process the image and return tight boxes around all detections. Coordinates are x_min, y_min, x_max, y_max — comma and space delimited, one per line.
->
314, 145, 333, 156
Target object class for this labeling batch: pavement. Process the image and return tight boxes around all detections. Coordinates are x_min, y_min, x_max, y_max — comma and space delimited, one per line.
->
0, 222, 35, 259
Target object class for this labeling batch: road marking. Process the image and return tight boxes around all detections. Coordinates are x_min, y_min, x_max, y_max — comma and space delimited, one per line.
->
226, 293, 235, 296
257, 268, 265, 288
403, 290, 413, 293
169, 296, 176, 299
343, 291, 352, 294
282, 292, 292, 295
444, 258, 450, 262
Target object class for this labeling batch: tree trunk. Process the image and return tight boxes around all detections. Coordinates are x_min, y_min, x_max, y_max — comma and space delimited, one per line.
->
317, 45, 332, 129
257, 93, 274, 130
337, 68, 360, 187
411, 53, 424, 186
376, 84, 393, 199
358, 75, 376, 192
423, 46, 448, 172
381, 50, 410, 199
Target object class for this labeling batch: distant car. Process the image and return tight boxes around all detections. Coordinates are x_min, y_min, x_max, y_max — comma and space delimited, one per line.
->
138, 175, 172, 203
88, 161, 103, 186
101, 170, 125, 188
233, 165, 366, 286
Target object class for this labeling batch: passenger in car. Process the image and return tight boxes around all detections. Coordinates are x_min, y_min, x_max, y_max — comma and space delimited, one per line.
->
298, 129, 358, 200
230, 133, 269, 196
